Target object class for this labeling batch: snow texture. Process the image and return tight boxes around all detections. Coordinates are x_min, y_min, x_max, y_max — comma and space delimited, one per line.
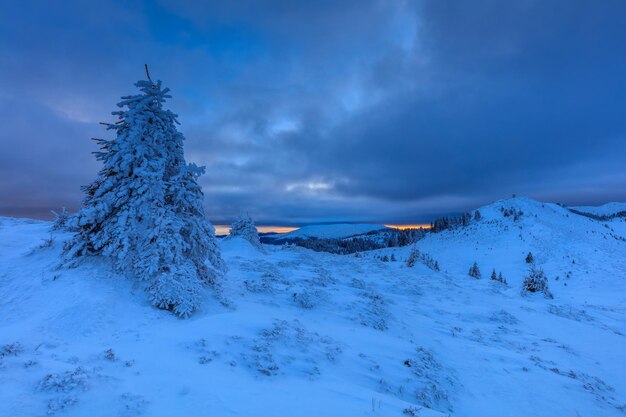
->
1, 196, 625, 416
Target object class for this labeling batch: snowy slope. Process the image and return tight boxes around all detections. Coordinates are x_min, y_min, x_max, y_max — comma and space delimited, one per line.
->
268, 223, 388, 240
1, 201, 625, 417
572, 202, 626, 217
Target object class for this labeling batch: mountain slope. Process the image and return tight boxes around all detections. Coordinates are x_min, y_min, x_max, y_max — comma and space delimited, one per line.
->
572, 202, 626, 217
0, 201, 625, 417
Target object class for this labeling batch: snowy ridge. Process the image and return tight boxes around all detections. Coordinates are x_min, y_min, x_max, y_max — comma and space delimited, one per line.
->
1, 198, 625, 417
571, 202, 626, 217
268, 223, 388, 240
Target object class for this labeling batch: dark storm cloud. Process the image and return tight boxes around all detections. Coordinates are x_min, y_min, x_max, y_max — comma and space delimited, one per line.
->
1, 0, 625, 223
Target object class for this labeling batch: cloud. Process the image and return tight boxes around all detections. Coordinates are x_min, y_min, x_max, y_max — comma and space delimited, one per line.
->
1, 0, 625, 223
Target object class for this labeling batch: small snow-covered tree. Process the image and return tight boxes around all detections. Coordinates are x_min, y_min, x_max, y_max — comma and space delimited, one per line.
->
64, 74, 225, 317
468, 262, 481, 278
50, 207, 71, 231
522, 264, 553, 298
474, 210, 481, 221
490, 269, 507, 285
406, 246, 419, 267
226, 213, 261, 248
525, 252, 534, 264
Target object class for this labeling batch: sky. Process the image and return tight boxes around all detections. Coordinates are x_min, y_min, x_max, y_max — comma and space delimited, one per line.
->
1, 0, 625, 225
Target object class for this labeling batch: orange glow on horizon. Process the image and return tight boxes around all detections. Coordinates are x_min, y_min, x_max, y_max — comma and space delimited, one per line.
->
385, 224, 432, 230
214, 225, 299, 235
215, 223, 431, 235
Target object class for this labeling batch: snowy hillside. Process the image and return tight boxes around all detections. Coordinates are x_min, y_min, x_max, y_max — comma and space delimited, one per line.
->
572, 202, 626, 217
267, 223, 388, 240
1, 198, 625, 417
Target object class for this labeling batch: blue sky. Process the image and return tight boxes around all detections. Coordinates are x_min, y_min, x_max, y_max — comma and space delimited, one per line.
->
1, 0, 625, 225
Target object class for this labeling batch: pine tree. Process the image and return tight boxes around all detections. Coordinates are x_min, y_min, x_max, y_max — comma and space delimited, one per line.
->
406, 246, 419, 267
226, 213, 262, 249
522, 264, 553, 298
468, 262, 481, 278
64, 74, 225, 317
51, 207, 71, 231
498, 272, 507, 285
490, 269, 497, 281
525, 252, 534, 264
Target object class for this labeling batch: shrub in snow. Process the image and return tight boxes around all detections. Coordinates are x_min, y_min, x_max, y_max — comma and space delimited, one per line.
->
244, 320, 341, 377
226, 213, 262, 248
403, 347, 454, 411
50, 207, 71, 231
525, 252, 534, 263
468, 262, 481, 278
64, 76, 225, 317
357, 291, 389, 331
39, 367, 88, 393
292, 288, 324, 309
522, 264, 553, 298
1, 342, 23, 357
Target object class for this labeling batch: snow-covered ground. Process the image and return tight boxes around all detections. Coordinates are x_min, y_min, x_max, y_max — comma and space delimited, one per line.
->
266, 223, 388, 240
1, 197, 625, 416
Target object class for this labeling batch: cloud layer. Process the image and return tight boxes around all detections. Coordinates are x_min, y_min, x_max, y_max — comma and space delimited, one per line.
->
1, 0, 625, 224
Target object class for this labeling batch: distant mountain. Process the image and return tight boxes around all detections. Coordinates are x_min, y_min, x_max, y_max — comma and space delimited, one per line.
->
265, 223, 388, 240
571, 202, 626, 217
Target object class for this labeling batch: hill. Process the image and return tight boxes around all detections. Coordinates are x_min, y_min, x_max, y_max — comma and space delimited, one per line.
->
0, 198, 625, 417
571, 202, 626, 218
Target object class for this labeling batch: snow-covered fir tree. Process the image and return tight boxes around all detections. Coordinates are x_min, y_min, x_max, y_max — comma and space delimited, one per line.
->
226, 213, 262, 249
525, 252, 534, 264
406, 246, 419, 267
406, 246, 440, 271
50, 207, 71, 231
522, 264, 553, 298
468, 262, 481, 278
64, 75, 225, 317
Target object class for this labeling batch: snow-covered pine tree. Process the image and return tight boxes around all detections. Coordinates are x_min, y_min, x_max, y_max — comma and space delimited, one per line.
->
490, 269, 497, 281
226, 213, 262, 249
406, 246, 419, 267
521, 264, 553, 298
51, 207, 71, 231
498, 272, 507, 285
64, 75, 225, 317
525, 252, 534, 264
468, 262, 481, 278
